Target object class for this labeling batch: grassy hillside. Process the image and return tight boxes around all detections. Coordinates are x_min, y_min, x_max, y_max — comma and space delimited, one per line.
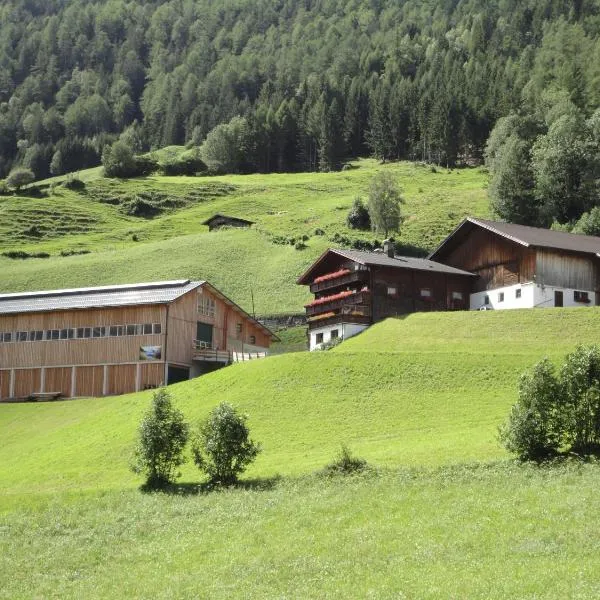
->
3, 309, 600, 598
0, 160, 488, 314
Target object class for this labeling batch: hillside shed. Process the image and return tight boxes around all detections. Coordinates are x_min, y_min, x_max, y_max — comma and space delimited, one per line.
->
430, 217, 600, 309
202, 214, 254, 231
0, 280, 277, 401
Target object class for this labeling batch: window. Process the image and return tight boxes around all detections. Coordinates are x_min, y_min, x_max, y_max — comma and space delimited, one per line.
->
331, 329, 339, 340
143, 323, 153, 335
249, 335, 256, 345
236, 323, 243, 334
77, 327, 91, 339
387, 287, 397, 296
316, 332, 324, 344
3, 332, 12, 343
67, 329, 75, 339
451, 292, 463, 300
126, 324, 136, 336
27, 331, 36, 342
92, 327, 105, 338
484, 295, 490, 305
198, 295, 216, 318
153, 323, 162, 335
498, 292, 505, 303
515, 288, 522, 299
574, 290, 590, 303
420, 289, 432, 298
17, 331, 28, 342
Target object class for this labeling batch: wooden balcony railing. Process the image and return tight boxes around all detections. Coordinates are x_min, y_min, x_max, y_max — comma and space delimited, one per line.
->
307, 313, 371, 330
192, 340, 268, 363
310, 270, 369, 294
305, 290, 371, 316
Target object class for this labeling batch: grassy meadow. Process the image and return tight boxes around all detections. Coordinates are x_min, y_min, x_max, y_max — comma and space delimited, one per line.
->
0, 160, 489, 314
3, 310, 600, 597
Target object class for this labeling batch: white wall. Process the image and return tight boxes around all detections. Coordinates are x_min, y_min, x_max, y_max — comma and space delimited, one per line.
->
470, 282, 595, 310
309, 322, 368, 351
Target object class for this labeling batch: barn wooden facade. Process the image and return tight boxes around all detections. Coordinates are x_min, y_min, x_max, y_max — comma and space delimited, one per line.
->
0, 280, 276, 400
430, 218, 600, 310
297, 243, 476, 350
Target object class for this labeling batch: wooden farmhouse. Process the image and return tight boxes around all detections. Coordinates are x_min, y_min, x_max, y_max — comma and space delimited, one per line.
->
299, 218, 600, 350
430, 217, 600, 310
297, 241, 476, 350
202, 214, 254, 231
0, 280, 277, 401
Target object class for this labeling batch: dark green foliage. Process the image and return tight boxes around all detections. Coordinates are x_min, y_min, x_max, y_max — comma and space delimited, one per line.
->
2, 1, 600, 178
322, 445, 368, 475
573, 207, 600, 237
63, 176, 85, 191
131, 389, 189, 488
6, 167, 34, 191
2, 251, 50, 259
500, 346, 600, 460
346, 196, 371, 230
367, 172, 404, 237
159, 150, 206, 176
59, 249, 91, 257
191, 402, 261, 485
102, 142, 158, 179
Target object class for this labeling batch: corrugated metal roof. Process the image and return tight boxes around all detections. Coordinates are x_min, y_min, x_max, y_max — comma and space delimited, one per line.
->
0, 280, 202, 315
332, 249, 477, 276
430, 217, 600, 259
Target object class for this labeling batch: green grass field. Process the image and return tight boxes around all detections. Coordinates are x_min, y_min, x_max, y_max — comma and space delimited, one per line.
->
3, 309, 600, 598
0, 160, 489, 314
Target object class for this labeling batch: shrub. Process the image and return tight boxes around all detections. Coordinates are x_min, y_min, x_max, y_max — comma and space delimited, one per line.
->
346, 196, 371, 230
131, 389, 189, 488
103, 141, 158, 178
294, 241, 307, 250
499, 359, 561, 460
322, 445, 368, 475
6, 167, 35, 191
122, 195, 162, 218
191, 402, 261, 485
63, 176, 86, 191
159, 149, 207, 176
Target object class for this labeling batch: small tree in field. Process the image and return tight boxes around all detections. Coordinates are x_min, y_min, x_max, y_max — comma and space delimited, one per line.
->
191, 402, 261, 485
7, 167, 35, 192
131, 389, 189, 487
367, 171, 404, 237
346, 196, 371, 230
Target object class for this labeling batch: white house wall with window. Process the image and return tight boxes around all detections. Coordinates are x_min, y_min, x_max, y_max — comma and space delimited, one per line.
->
309, 322, 369, 351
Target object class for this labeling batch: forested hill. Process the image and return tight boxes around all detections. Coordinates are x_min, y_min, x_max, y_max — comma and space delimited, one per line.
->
0, 0, 598, 179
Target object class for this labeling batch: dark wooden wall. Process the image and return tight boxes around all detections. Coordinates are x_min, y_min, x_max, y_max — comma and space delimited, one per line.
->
440, 227, 535, 292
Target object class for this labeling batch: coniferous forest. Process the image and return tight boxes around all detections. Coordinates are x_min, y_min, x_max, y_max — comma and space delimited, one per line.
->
1, 0, 600, 226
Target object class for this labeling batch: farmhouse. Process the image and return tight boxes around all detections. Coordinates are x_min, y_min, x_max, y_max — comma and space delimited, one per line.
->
299, 218, 600, 349
202, 214, 255, 231
0, 280, 277, 400
430, 217, 600, 310
297, 241, 476, 350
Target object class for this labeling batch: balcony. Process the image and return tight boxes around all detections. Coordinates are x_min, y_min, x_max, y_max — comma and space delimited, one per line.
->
192, 341, 268, 363
307, 310, 371, 330
310, 270, 369, 294
305, 290, 371, 317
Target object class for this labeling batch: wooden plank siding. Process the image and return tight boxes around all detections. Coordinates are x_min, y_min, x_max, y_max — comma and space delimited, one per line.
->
441, 226, 536, 292
0, 370, 10, 399
45, 367, 72, 397
75, 366, 105, 398
140, 363, 164, 390
14, 368, 41, 398
536, 250, 600, 291
108, 365, 137, 396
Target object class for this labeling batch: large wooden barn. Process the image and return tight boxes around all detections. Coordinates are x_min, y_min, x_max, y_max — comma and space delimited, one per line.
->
430, 217, 600, 310
0, 280, 276, 400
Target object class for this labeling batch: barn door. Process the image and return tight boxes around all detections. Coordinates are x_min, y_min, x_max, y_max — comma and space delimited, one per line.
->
554, 291, 563, 307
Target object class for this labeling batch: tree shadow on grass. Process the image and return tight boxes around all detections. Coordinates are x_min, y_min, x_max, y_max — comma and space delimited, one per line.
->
140, 475, 282, 496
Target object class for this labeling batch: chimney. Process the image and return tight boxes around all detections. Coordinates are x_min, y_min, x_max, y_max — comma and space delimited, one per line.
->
383, 239, 394, 258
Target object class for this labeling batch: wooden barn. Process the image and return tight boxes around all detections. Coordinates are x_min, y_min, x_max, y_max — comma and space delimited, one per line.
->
430, 217, 600, 310
202, 214, 254, 231
0, 280, 277, 401
297, 242, 475, 350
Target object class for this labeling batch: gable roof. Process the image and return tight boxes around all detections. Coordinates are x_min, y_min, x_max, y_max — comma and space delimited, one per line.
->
297, 248, 476, 284
429, 217, 600, 260
202, 214, 254, 226
0, 279, 278, 340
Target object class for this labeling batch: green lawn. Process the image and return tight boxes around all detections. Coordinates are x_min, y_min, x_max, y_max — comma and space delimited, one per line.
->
0, 160, 489, 314
2, 309, 600, 597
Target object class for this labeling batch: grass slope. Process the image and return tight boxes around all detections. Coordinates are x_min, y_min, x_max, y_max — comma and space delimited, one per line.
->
0, 160, 489, 314
3, 309, 600, 598
2, 309, 599, 502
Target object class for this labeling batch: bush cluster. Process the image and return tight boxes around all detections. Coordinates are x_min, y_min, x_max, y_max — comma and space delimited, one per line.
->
346, 196, 371, 230
159, 150, 207, 176
2, 250, 50, 259
500, 345, 600, 460
131, 391, 261, 488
